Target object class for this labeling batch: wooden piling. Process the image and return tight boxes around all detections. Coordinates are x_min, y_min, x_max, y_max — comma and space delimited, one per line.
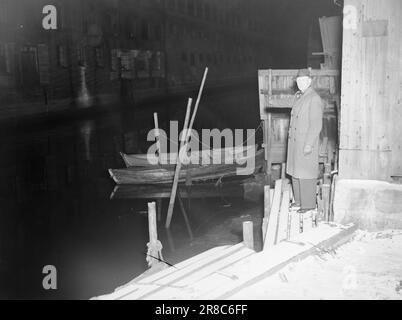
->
263, 179, 282, 249
323, 163, 331, 222
243, 221, 254, 250
147, 202, 164, 268
262, 185, 271, 242
148, 202, 158, 244
281, 163, 286, 179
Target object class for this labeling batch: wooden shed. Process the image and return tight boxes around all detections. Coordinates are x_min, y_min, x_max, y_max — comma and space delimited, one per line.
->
258, 69, 340, 179
334, 0, 402, 229
339, 0, 402, 181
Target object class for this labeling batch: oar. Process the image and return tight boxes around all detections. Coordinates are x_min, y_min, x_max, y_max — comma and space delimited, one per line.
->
165, 68, 209, 229
183, 67, 209, 143
165, 98, 192, 228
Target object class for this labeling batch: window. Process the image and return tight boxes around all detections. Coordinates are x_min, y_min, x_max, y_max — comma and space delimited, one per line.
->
0, 1, 9, 24
211, 5, 217, 22
77, 47, 86, 66
199, 53, 204, 64
57, 46, 68, 67
178, 0, 185, 13
196, 2, 203, 18
204, 3, 210, 20
104, 14, 113, 33
141, 20, 150, 40
3, 43, 15, 74
190, 53, 195, 66
181, 52, 188, 62
95, 47, 105, 67
155, 24, 162, 41
169, 23, 177, 36
167, 0, 176, 10
187, 0, 195, 16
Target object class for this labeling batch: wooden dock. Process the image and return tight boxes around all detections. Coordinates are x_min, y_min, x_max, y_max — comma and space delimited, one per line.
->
94, 222, 356, 300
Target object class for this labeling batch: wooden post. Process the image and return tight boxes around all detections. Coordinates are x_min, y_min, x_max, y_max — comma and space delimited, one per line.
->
323, 163, 331, 222
165, 99, 192, 228
263, 179, 282, 249
327, 142, 334, 166
154, 113, 161, 164
148, 202, 158, 244
264, 114, 273, 179
299, 212, 304, 233
262, 185, 271, 242
334, 144, 339, 172
281, 162, 286, 179
243, 221, 254, 250
277, 181, 290, 243
146, 202, 164, 268
329, 174, 337, 222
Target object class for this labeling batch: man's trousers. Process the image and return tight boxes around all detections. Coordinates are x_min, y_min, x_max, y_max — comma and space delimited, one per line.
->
291, 177, 317, 210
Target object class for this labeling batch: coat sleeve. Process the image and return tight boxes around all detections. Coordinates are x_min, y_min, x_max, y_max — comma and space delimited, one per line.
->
304, 95, 323, 148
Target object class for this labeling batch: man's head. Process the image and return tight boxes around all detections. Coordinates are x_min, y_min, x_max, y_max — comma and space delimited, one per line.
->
296, 69, 312, 93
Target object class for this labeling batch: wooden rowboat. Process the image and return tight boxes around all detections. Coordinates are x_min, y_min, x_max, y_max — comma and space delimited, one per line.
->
109, 149, 264, 185
110, 180, 246, 199
120, 145, 257, 168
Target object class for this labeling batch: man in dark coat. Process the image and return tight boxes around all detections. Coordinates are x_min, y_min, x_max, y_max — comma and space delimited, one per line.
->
286, 69, 323, 213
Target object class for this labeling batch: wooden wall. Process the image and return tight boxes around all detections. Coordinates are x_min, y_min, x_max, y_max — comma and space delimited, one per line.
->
339, 0, 402, 181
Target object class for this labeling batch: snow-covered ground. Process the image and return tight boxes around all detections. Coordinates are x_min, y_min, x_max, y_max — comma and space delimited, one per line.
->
232, 230, 402, 300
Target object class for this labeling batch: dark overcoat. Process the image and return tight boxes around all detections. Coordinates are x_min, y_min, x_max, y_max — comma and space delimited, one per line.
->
286, 87, 323, 179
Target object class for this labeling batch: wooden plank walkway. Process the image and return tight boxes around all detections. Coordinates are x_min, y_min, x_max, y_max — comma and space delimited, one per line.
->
94, 223, 356, 300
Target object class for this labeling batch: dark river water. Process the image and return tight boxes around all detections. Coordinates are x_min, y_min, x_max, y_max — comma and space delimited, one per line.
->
0, 85, 265, 300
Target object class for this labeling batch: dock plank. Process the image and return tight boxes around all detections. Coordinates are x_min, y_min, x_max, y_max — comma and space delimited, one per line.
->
138, 245, 230, 284
152, 243, 247, 286
264, 179, 282, 248
205, 224, 357, 300
94, 224, 357, 300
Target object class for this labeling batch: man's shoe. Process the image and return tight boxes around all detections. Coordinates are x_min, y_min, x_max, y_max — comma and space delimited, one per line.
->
297, 208, 315, 214
290, 203, 301, 208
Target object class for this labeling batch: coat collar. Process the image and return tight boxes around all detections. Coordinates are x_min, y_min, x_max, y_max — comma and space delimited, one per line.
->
296, 87, 315, 99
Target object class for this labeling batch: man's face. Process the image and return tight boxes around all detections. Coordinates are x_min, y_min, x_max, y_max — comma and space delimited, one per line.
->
296, 76, 312, 92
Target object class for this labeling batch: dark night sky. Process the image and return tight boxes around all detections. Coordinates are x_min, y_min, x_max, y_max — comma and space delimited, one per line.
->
267, 0, 342, 68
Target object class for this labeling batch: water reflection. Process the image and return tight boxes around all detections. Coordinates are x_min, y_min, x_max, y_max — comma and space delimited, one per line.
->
0, 86, 263, 299
77, 66, 93, 108
78, 120, 96, 162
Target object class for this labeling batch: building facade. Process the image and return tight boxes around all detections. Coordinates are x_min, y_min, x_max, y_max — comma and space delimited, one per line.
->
0, 0, 273, 107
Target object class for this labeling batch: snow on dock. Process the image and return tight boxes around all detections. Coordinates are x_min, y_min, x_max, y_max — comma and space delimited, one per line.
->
93, 223, 356, 300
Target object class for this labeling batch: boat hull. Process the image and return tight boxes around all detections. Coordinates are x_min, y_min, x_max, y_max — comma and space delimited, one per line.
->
109, 150, 264, 185
120, 145, 257, 168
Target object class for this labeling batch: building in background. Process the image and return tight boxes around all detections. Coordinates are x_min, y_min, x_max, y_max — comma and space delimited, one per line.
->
0, 0, 274, 108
